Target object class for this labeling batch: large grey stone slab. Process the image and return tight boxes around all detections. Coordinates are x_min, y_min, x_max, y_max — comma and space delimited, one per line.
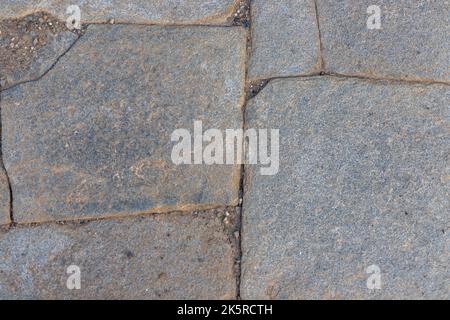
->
0, 209, 237, 299
317, 0, 450, 82
248, 0, 320, 81
242, 77, 450, 299
1, 25, 245, 223
0, 0, 237, 25
0, 13, 79, 90
0, 166, 10, 225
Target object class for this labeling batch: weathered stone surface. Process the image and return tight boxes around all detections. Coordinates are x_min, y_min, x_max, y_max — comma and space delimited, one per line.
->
0, 13, 78, 90
248, 0, 320, 81
317, 0, 450, 82
242, 77, 449, 299
0, 166, 10, 225
0, 0, 237, 25
0, 209, 237, 299
1, 25, 245, 223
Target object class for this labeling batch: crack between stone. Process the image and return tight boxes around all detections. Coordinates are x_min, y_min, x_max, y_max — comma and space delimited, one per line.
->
1, 204, 232, 230
0, 91, 14, 225
313, 0, 325, 70
87, 21, 239, 27
248, 71, 449, 100
0, 19, 253, 94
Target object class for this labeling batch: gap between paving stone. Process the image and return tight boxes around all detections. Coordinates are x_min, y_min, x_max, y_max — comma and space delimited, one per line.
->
246, 72, 450, 101
2, 12, 245, 295
3, 0, 445, 298
240, 72, 449, 298
241, 75, 449, 299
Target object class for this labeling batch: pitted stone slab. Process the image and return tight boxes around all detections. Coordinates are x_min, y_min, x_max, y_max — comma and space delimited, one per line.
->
317, 0, 450, 82
0, 0, 237, 25
242, 77, 449, 299
1, 25, 245, 222
0, 210, 236, 299
248, 0, 320, 81
0, 166, 10, 225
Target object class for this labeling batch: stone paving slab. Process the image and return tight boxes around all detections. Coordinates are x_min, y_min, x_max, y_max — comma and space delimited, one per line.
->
317, 0, 450, 82
1, 25, 245, 223
0, 166, 10, 225
242, 77, 449, 299
0, 13, 79, 90
0, 0, 237, 25
248, 0, 320, 81
0, 209, 237, 299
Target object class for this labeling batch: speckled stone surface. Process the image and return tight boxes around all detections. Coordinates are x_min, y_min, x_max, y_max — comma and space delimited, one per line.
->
1, 25, 245, 223
0, 209, 237, 299
0, 0, 237, 25
0, 166, 10, 225
242, 77, 450, 299
316, 0, 450, 82
248, 0, 320, 81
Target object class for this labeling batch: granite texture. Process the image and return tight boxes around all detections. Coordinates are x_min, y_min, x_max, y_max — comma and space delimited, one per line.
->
0, 26, 78, 89
242, 77, 450, 299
